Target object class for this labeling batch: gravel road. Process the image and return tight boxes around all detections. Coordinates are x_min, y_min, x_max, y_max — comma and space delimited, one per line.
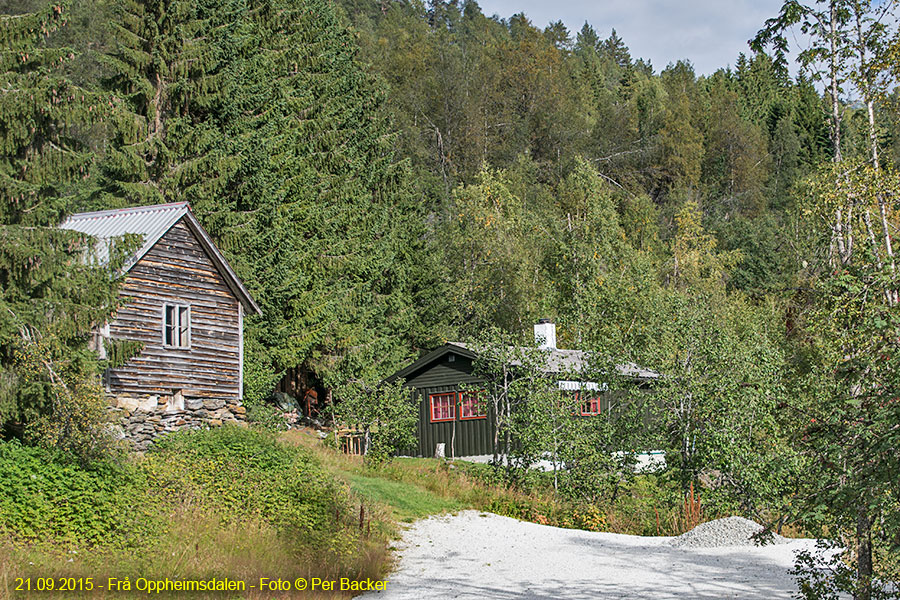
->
361, 511, 815, 600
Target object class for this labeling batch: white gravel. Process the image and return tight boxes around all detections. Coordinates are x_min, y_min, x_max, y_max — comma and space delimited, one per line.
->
671, 516, 787, 548
362, 511, 816, 600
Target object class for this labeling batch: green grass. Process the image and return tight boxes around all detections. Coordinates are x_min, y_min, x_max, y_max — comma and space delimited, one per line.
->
344, 472, 463, 521
1, 427, 392, 599
282, 431, 571, 528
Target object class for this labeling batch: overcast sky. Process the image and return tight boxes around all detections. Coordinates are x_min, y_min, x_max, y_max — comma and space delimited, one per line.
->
476, 0, 787, 76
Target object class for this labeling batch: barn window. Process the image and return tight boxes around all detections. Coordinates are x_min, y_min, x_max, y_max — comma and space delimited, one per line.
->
459, 391, 487, 419
580, 393, 602, 416
429, 393, 455, 422
163, 304, 190, 348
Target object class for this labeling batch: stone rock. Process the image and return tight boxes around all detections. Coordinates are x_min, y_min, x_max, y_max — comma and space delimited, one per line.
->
166, 390, 185, 412
185, 398, 204, 411
116, 396, 142, 413
208, 419, 223, 427
212, 409, 234, 421
203, 398, 226, 411
106, 424, 126, 440
233, 405, 247, 415
138, 395, 158, 412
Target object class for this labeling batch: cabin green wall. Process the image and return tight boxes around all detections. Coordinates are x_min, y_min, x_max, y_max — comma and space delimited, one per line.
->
403, 352, 496, 457
398, 349, 656, 457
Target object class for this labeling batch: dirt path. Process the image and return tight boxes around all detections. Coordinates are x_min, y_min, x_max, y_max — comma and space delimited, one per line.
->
362, 511, 815, 599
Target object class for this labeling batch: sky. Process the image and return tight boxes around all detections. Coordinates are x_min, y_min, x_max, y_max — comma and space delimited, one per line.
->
476, 0, 788, 76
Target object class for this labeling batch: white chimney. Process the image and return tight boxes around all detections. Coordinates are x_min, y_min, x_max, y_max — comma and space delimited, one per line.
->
534, 319, 556, 350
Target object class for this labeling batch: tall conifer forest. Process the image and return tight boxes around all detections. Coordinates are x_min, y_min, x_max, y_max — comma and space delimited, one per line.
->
2, 0, 900, 596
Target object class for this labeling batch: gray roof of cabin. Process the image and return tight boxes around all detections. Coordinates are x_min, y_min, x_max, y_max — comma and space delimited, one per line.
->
60, 202, 261, 315
449, 342, 657, 379
60, 202, 189, 266
387, 341, 658, 383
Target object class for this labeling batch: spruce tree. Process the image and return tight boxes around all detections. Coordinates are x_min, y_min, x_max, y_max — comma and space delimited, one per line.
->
93, 0, 249, 208
97, 0, 421, 397
223, 0, 419, 392
0, 2, 123, 453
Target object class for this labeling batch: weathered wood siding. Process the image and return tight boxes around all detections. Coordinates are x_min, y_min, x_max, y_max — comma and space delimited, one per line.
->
404, 352, 496, 457
107, 218, 242, 401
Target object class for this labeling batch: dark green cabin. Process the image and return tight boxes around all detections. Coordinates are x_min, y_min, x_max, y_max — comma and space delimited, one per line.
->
387, 343, 495, 458
387, 320, 660, 459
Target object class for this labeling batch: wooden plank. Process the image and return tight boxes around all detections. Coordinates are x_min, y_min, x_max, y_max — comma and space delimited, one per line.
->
105, 217, 245, 401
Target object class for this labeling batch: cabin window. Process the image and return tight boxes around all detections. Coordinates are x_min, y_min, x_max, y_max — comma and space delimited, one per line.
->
580, 393, 602, 416
163, 304, 190, 348
459, 390, 487, 419
429, 393, 455, 422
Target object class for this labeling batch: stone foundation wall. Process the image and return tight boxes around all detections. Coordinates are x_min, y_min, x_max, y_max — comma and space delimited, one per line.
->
109, 394, 247, 451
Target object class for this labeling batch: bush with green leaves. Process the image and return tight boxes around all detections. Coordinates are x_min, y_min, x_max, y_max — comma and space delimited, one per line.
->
144, 426, 359, 558
333, 379, 418, 465
0, 440, 155, 547
246, 403, 289, 432
0, 427, 366, 566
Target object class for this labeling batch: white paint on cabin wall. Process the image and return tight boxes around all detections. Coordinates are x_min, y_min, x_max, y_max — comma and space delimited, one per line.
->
556, 380, 607, 391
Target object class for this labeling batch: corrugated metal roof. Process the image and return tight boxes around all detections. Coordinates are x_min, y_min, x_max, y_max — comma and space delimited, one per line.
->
59, 202, 261, 315
60, 202, 189, 267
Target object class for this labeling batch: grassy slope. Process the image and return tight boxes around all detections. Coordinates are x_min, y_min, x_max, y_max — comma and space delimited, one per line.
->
1, 428, 393, 599
343, 473, 463, 522
2, 426, 744, 599
1, 427, 554, 600
282, 430, 573, 530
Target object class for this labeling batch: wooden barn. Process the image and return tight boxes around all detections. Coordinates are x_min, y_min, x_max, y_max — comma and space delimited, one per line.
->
61, 202, 261, 448
386, 321, 658, 458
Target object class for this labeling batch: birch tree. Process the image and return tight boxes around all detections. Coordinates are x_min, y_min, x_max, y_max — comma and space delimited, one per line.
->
467, 327, 551, 474
790, 165, 900, 600
755, 5, 900, 593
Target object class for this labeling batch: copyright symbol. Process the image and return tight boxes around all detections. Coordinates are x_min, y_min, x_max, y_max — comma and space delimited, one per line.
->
295, 578, 308, 591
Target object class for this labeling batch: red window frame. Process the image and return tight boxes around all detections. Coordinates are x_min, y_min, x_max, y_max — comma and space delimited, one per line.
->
429, 393, 456, 422
579, 393, 602, 416
459, 390, 487, 420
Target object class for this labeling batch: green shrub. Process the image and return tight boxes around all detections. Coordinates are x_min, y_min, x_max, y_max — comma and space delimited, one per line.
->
146, 426, 360, 559
246, 403, 288, 431
0, 440, 154, 547
1, 427, 367, 562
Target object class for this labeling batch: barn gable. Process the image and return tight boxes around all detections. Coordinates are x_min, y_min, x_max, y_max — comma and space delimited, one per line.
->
60, 202, 261, 450
60, 202, 259, 314
108, 218, 244, 401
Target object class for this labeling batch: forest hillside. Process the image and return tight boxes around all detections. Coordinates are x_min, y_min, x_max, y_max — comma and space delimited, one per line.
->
1, 1, 900, 598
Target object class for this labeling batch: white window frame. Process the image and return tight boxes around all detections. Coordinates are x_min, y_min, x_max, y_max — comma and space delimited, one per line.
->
162, 304, 191, 349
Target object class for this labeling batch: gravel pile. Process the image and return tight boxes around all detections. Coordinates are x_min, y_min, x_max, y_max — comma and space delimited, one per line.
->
671, 516, 787, 548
